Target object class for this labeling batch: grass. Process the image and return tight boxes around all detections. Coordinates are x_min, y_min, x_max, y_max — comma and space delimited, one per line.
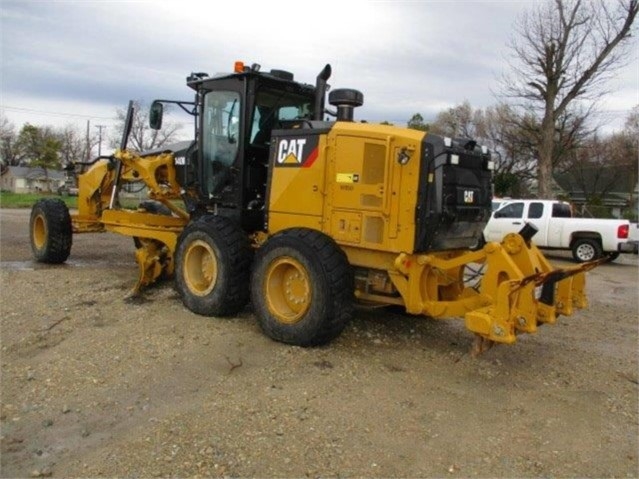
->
0, 191, 78, 209
0, 191, 157, 210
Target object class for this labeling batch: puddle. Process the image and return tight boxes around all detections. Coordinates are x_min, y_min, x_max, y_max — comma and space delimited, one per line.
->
1, 260, 133, 271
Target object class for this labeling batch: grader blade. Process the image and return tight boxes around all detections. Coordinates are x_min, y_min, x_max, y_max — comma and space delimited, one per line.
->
132, 239, 171, 295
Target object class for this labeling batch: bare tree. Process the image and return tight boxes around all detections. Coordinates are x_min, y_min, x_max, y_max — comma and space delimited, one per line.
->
111, 101, 183, 152
503, 0, 638, 198
429, 101, 479, 139
57, 125, 97, 166
429, 102, 537, 196
622, 104, 639, 142
477, 104, 539, 196
0, 114, 22, 166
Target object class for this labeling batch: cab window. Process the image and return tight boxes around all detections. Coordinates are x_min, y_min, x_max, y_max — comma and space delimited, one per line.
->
250, 88, 313, 147
203, 91, 240, 194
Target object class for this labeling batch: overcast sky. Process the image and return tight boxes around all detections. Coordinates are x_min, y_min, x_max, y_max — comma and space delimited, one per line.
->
1, 0, 637, 146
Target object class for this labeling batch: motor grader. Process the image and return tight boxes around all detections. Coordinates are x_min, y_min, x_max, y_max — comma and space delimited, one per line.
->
29, 61, 605, 353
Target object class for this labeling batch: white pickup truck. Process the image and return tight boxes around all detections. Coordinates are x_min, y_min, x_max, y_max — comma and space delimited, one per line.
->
484, 199, 634, 262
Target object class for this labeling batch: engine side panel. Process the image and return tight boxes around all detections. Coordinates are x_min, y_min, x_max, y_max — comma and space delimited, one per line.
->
322, 124, 423, 253
266, 128, 328, 232
266, 122, 492, 256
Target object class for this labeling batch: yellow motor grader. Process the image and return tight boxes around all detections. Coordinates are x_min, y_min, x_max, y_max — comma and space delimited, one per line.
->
29, 61, 606, 353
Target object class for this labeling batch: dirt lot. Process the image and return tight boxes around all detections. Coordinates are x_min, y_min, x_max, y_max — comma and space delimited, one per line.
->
1, 208, 637, 478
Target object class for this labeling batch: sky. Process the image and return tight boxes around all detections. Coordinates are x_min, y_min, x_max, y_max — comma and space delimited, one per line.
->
1, 0, 637, 150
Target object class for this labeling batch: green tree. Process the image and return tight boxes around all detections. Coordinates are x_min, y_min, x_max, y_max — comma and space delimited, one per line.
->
407, 113, 429, 132
16, 124, 62, 192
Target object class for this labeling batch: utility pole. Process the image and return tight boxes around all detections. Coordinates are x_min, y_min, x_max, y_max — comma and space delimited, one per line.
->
95, 124, 106, 156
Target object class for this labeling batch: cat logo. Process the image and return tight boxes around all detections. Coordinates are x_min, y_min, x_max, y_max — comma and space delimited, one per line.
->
464, 190, 475, 204
274, 135, 319, 168
277, 139, 307, 164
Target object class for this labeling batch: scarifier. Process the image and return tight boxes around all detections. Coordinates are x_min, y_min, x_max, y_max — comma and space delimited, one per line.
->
29, 61, 609, 354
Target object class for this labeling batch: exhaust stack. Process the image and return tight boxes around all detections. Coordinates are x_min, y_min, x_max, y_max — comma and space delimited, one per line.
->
313, 64, 332, 121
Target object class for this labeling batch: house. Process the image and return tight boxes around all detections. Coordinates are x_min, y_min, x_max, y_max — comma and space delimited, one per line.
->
0, 166, 66, 193
553, 168, 637, 219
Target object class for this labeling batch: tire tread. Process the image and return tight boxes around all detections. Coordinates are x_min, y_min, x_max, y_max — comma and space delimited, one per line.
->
30, 198, 72, 263
252, 228, 354, 346
175, 215, 252, 316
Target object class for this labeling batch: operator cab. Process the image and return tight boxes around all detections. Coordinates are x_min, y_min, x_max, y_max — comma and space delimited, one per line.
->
151, 62, 320, 231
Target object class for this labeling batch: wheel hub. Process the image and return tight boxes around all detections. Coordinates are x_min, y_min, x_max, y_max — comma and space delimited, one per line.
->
32, 214, 46, 249
265, 257, 311, 324
184, 239, 218, 296
576, 243, 594, 261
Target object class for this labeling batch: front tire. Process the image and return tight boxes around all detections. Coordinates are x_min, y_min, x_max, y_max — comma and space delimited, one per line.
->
174, 216, 252, 316
30, 198, 72, 263
571, 238, 602, 262
251, 228, 354, 346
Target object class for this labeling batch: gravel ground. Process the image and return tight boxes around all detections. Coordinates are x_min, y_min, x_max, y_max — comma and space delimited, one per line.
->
1, 208, 638, 478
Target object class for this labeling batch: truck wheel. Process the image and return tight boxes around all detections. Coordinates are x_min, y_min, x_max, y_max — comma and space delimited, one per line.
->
571, 238, 602, 262
175, 216, 252, 316
30, 198, 73, 263
251, 228, 354, 346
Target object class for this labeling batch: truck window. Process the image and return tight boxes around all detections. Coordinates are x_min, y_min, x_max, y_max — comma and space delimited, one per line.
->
495, 202, 523, 218
552, 203, 572, 218
528, 202, 544, 219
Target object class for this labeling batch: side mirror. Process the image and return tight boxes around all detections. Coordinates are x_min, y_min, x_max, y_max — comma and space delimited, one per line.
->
149, 101, 163, 130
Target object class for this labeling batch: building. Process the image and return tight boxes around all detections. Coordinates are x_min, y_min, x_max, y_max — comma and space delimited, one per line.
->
554, 169, 637, 220
0, 166, 66, 193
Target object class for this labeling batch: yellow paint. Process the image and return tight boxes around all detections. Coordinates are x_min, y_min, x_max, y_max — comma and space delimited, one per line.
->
266, 121, 592, 346
66, 122, 595, 347
70, 149, 188, 292
264, 256, 312, 324
268, 136, 328, 220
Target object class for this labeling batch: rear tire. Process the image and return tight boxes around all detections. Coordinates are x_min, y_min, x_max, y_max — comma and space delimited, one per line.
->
571, 238, 602, 262
30, 198, 72, 263
251, 228, 354, 346
174, 216, 252, 316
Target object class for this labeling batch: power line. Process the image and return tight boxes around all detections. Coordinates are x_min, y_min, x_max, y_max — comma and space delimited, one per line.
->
0, 105, 116, 121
